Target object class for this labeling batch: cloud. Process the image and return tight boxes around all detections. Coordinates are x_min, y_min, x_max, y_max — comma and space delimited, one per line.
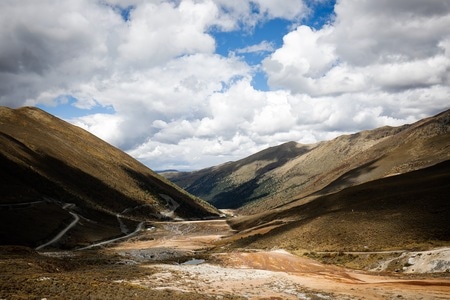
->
254, 0, 307, 20
263, 0, 450, 96
235, 41, 275, 54
117, 1, 217, 68
0, 0, 123, 106
1, 0, 449, 171
330, 0, 450, 66
263, 25, 336, 93
73, 113, 124, 146
211, 0, 307, 30
69, 53, 250, 150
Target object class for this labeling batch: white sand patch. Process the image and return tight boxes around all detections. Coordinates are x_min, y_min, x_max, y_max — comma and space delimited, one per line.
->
402, 248, 450, 273
371, 247, 450, 273
132, 263, 332, 300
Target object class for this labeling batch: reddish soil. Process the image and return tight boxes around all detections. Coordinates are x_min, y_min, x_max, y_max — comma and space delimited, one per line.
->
113, 220, 450, 299
1, 220, 449, 299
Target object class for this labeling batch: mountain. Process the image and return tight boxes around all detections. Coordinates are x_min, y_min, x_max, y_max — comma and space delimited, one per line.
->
225, 159, 450, 251
167, 109, 450, 213
0, 106, 220, 249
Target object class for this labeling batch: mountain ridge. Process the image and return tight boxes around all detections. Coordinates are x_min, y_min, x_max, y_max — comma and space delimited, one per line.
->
166, 109, 450, 213
225, 159, 450, 251
0, 106, 220, 249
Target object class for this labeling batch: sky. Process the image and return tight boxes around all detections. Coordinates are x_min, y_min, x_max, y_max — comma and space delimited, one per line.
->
1, 0, 449, 171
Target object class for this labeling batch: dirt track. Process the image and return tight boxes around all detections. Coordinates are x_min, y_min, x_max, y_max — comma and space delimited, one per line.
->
112, 220, 450, 299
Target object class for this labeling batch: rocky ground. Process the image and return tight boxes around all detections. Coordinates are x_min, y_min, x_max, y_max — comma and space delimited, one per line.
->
1, 219, 450, 299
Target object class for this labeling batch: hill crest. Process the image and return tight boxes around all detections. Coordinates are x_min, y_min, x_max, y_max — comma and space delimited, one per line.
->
0, 106, 220, 249
166, 109, 450, 213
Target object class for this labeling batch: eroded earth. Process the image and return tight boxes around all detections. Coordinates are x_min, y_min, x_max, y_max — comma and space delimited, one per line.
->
1, 219, 450, 299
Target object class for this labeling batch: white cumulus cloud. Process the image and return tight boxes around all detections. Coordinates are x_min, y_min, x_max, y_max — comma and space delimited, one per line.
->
0, 0, 449, 171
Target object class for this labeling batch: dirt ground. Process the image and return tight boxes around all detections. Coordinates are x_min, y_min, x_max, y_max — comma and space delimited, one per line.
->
119, 250, 450, 299
105, 220, 450, 299
2, 219, 450, 299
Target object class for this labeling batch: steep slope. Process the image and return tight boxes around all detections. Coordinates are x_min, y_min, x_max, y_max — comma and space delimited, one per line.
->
167, 141, 312, 208
226, 159, 450, 251
0, 106, 219, 249
167, 109, 450, 213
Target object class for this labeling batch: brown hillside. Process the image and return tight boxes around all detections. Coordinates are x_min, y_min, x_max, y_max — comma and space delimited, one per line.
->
167, 141, 312, 208
226, 159, 450, 252
168, 109, 450, 213
0, 106, 219, 249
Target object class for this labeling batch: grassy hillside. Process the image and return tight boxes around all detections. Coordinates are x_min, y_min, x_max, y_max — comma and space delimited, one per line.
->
225, 160, 450, 252
168, 109, 450, 213
0, 106, 219, 249
167, 141, 312, 208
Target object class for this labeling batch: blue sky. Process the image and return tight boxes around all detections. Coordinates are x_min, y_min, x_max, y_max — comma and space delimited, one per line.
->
37, 0, 335, 124
37, 96, 115, 119
2, 0, 449, 171
214, 18, 293, 91
38, 1, 337, 115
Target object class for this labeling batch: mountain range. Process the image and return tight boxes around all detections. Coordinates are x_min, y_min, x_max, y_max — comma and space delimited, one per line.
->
164, 108, 450, 251
166, 109, 450, 214
1, 106, 449, 252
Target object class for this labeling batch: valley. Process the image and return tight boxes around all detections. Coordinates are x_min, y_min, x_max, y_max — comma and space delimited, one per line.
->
1, 106, 449, 299
1, 218, 450, 299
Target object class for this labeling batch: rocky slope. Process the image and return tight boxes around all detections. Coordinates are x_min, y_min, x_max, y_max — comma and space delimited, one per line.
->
0, 106, 219, 249
167, 109, 450, 213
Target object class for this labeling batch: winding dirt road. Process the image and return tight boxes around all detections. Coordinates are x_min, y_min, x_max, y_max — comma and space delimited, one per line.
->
35, 212, 80, 250
77, 222, 145, 250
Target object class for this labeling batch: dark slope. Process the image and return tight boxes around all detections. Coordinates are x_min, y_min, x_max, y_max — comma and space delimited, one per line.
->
0, 106, 219, 249
167, 109, 450, 213
226, 159, 450, 251
168, 141, 310, 208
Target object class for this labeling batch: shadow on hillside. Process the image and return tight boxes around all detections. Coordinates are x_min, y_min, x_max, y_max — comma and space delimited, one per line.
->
316, 158, 380, 196
187, 143, 313, 209
211, 178, 270, 209
8, 155, 146, 216
121, 166, 220, 219
234, 142, 312, 176
0, 135, 152, 247
229, 160, 450, 250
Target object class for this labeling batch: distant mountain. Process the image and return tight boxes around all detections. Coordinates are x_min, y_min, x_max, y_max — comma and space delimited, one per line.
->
166, 109, 450, 213
0, 106, 220, 249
